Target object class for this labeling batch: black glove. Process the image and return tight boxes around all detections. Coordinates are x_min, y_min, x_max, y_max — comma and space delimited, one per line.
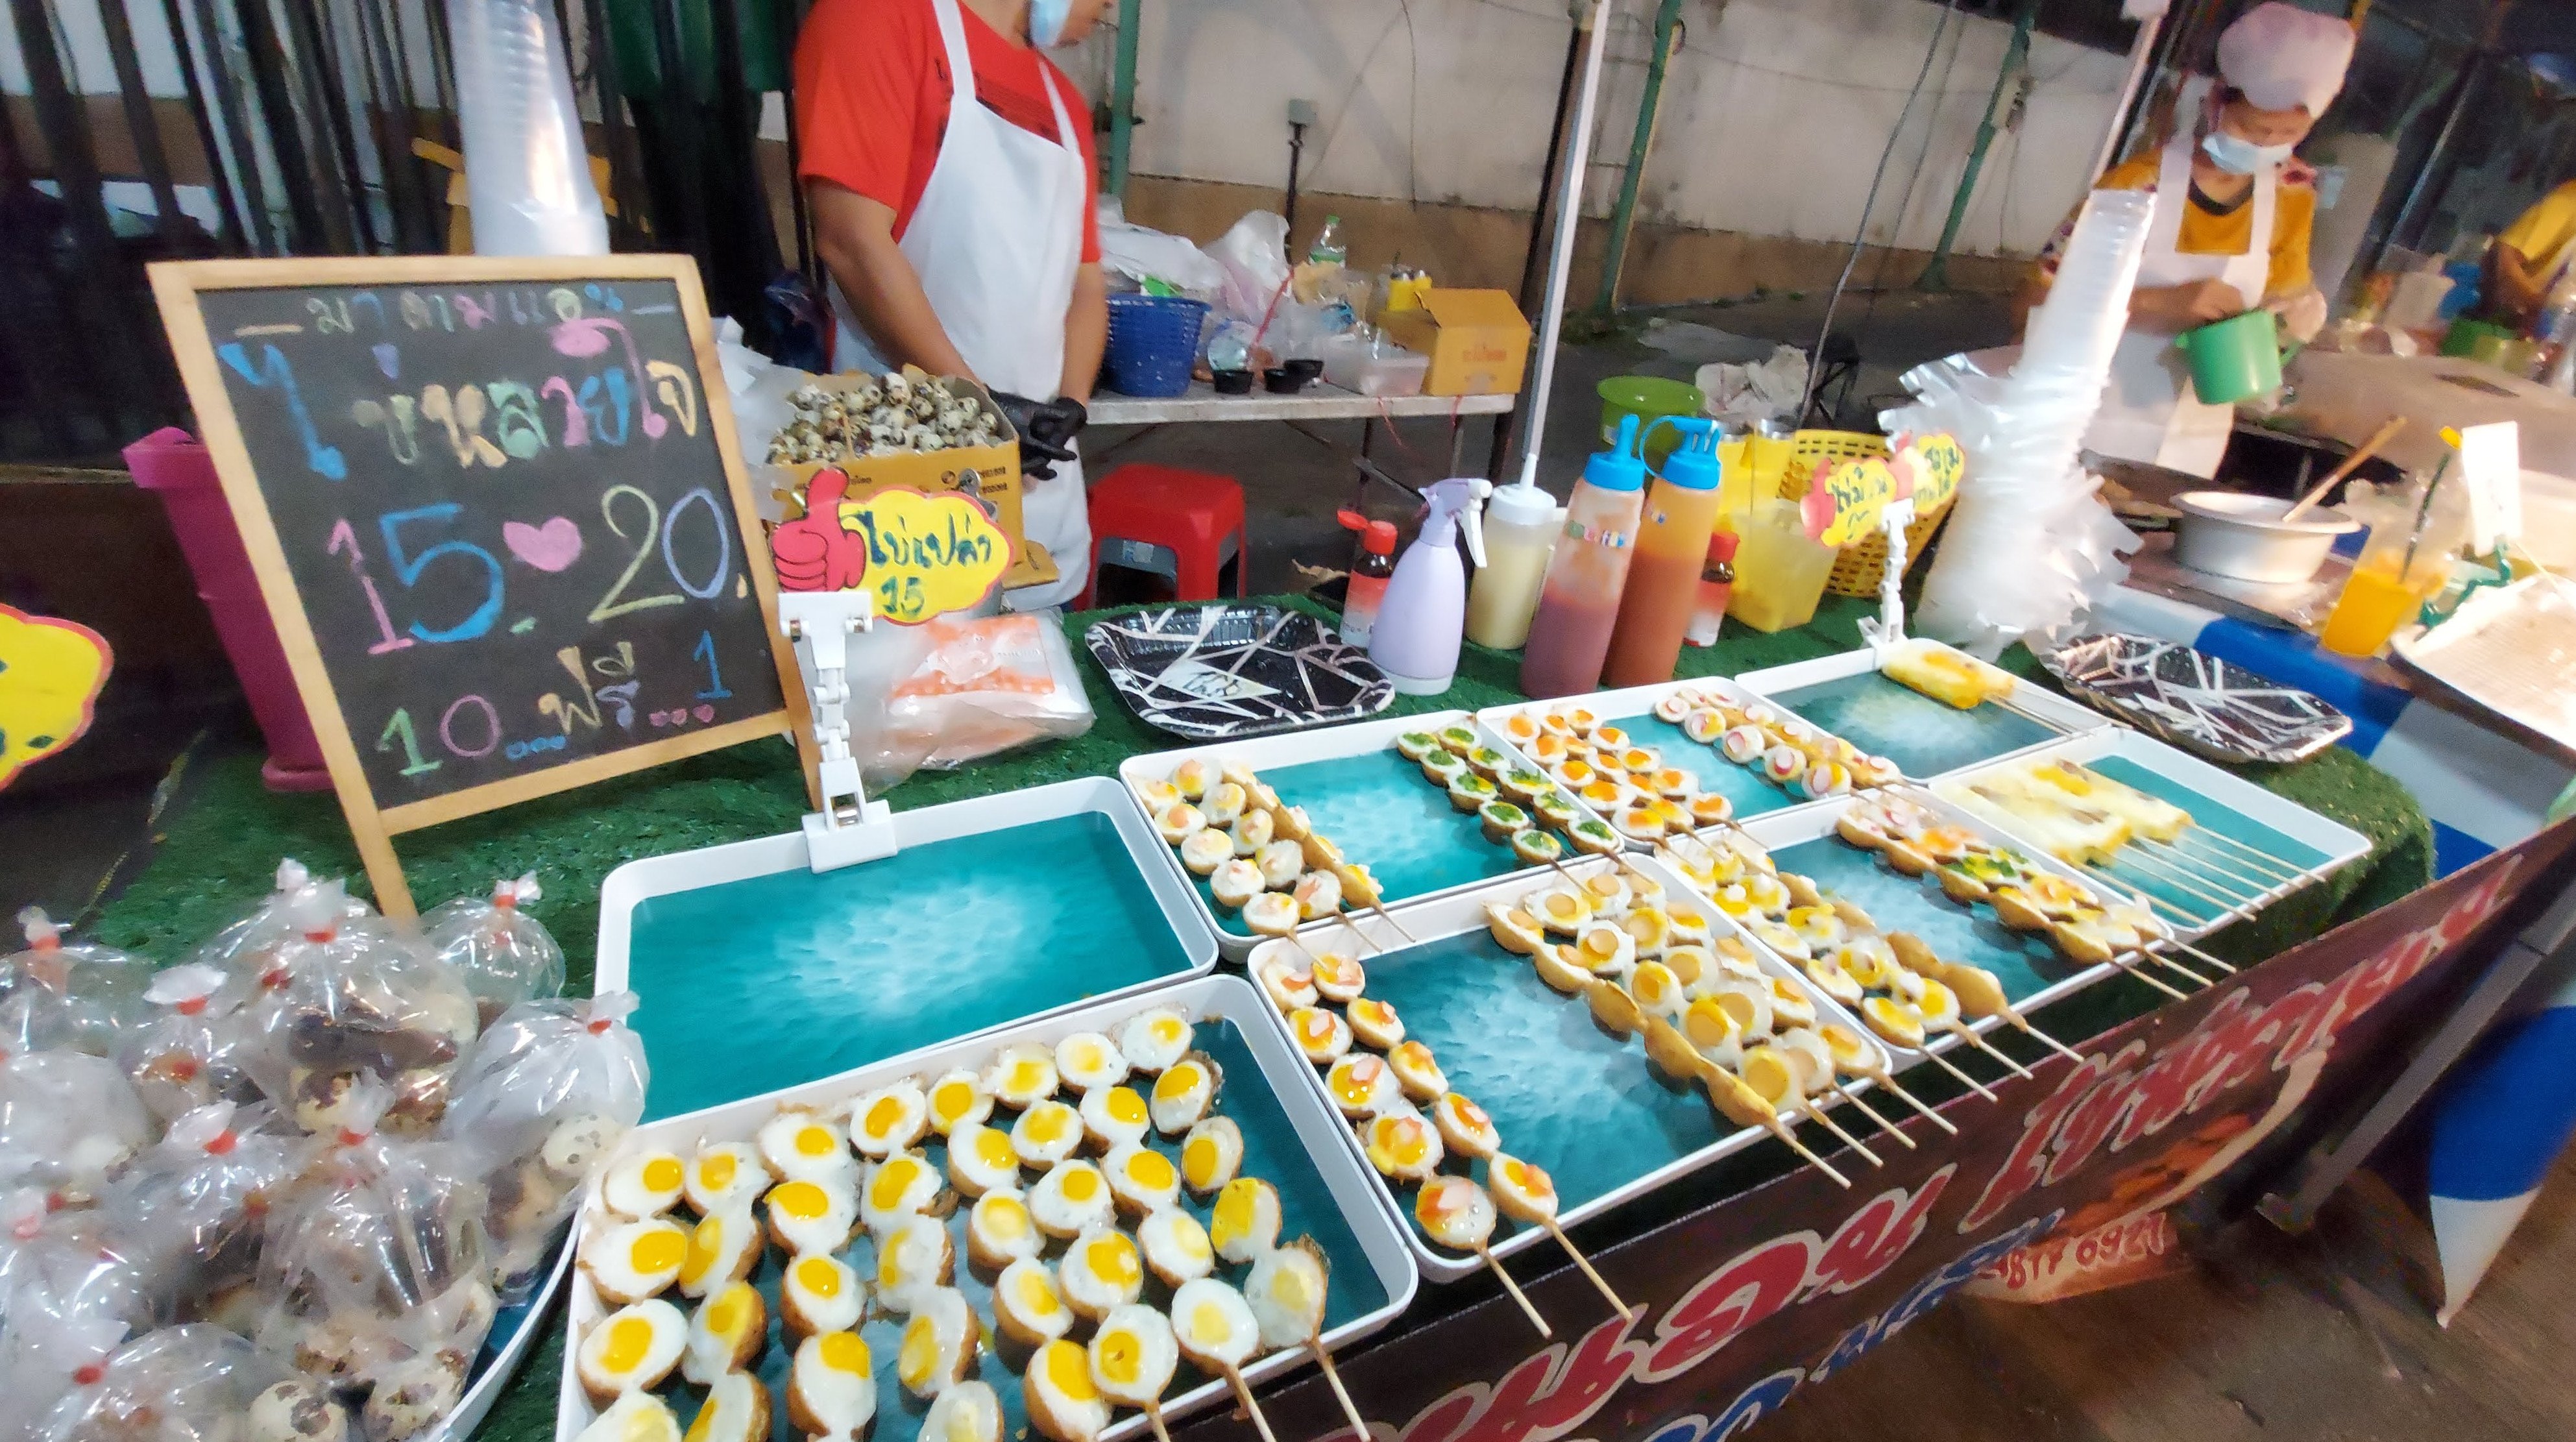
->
991, 391, 1088, 482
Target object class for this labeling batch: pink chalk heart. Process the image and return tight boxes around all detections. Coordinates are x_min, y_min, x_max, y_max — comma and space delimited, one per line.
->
503, 517, 583, 572
649, 711, 671, 727
693, 704, 716, 723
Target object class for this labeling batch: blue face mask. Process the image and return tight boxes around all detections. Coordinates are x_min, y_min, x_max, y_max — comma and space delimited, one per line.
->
1027, 0, 1072, 47
2202, 128, 2295, 176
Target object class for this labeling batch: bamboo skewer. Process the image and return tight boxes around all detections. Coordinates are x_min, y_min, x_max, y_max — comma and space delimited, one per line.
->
1220, 1366, 1278, 1442
1332, 910, 1385, 955
2002, 1016, 2088, 1066
1540, 1217, 1635, 1317
1306, 1334, 1370, 1442
2176, 825, 2305, 877
2160, 936, 2239, 974
1917, 1044, 2000, 1101
1761, 1117, 1852, 1186
1476, 1241, 1551, 1336
2111, 848, 2262, 917
2108, 952, 2193, 999
2130, 943, 2217, 984
1943, 1024, 2034, 1081
1142, 1404, 1174, 1442
1795, 1097, 1884, 1166
1853, 1066, 1958, 1132
2131, 837, 2285, 891
1830, 1082, 1917, 1148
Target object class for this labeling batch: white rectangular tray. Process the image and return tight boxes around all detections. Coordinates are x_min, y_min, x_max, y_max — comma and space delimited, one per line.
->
1736, 643, 2115, 777
1251, 850, 1886, 1283
553, 974, 1418, 1442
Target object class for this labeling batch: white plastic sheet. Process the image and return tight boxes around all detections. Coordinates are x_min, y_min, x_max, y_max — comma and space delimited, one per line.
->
448, 0, 607, 256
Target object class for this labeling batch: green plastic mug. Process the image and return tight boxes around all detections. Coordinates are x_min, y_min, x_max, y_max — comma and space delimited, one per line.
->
2174, 308, 2285, 404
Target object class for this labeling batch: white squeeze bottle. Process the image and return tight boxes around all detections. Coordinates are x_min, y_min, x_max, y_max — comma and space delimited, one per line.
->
1466, 469, 1563, 650
1370, 476, 1490, 694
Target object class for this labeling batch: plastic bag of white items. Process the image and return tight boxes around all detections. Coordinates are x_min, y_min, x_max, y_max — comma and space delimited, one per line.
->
1210, 209, 1292, 328
1, 909, 152, 1058
103, 1102, 309, 1328
190, 859, 381, 988
252, 1083, 494, 1413
241, 883, 480, 1138
0, 1050, 156, 1204
0, 1188, 162, 1344
37, 1323, 352, 1442
439, 993, 648, 1303
116, 964, 267, 1124
0, 1304, 130, 1442
421, 875, 565, 1031
862, 611, 1095, 788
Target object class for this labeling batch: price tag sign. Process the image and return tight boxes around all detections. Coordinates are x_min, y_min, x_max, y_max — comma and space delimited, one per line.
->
1899, 432, 1965, 514
2453, 421, 2522, 552
1802, 457, 1897, 547
836, 487, 1012, 624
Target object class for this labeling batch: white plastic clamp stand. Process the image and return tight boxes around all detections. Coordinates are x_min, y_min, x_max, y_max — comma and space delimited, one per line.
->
1860, 500, 1914, 655
779, 590, 901, 871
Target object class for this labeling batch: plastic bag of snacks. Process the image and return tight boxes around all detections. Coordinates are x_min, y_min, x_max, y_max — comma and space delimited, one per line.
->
103, 1101, 308, 1328
0, 1304, 130, 1442
34, 1323, 351, 1442
115, 964, 265, 1123
857, 610, 1096, 790
1, 909, 152, 1058
241, 883, 480, 1137
439, 992, 648, 1302
250, 1082, 494, 1411
0, 1188, 161, 1348
420, 874, 565, 1030
191, 860, 380, 994
0, 1049, 156, 1204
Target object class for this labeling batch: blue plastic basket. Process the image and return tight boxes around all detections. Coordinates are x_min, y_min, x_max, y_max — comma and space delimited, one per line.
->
1104, 294, 1208, 398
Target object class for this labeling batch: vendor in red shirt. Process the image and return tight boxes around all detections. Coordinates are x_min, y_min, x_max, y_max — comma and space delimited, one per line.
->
794, 0, 1108, 609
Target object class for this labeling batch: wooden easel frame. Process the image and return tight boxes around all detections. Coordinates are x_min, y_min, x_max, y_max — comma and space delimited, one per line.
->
150, 253, 820, 920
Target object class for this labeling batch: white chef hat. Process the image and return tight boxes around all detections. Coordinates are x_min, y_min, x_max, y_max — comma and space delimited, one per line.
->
2217, 2, 2357, 117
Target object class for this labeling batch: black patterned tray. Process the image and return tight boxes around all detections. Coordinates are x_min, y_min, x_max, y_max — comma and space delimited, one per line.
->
1084, 603, 1395, 740
2041, 632, 2351, 764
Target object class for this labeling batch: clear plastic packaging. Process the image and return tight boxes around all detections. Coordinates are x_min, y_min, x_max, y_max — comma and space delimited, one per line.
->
421, 875, 566, 1031
241, 885, 480, 1138
440, 993, 649, 1302
103, 1102, 308, 1326
857, 611, 1096, 791
0, 1049, 156, 1204
252, 1083, 494, 1413
3, 909, 152, 1058
0, 1188, 162, 1341
191, 861, 382, 997
117, 964, 265, 1123
35, 1323, 351, 1442
0, 1302, 130, 1442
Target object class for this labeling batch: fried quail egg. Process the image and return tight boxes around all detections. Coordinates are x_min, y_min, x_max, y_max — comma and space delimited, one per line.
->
1210, 1177, 1282, 1264
994, 1257, 1073, 1345
1285, 1007, 1352, 1065
926, 1069, 993, 1135
1229, 809, 1274, 855
600, 1151, 685, 1219
583, 1217, 688, 1304
1431, 1091, 1500, 1159
683, 1143, 769, 1215
945, 1121, 1022, 1198
1488, 1153, 1559, 1224
919, 1381, 1004, 1442
682, 1372, 770, 1442
1171, 1278, 1263, 1370
1324, 1052, 1400, 1119
759, 1112, 857, 1188
1079, 1084, 1152, 1151
787, 1331, 875, 1442
1346, 997, 1405, 1050
576, 1393, 680, 1442
1575, 921, 1636, 977
874, 1218, 953, 1312
1179, 1117, 1243, 1195
897, 1286, 979, 1399
1309, 952, 1367, 1003
766, 1179, 859, 1257
1178, 829, 1234, 875
577, 1299, 687, 1400
1242, 892, 1302, 936
860, 1152, 945, 1235
984, 1044, 1060, 1109
1387, 1040, 1448, 1101
1116, 1008, 1193, 1073
1138, 1206, 1216, 1287
1133, 779, 1181, 813
1246, 1238, 1330, 1350
1053, 1031, 1129, 1093
676, 1204, 762, 1299
1201, 781, 1248, 827
1154, 803, 1204, 846
1088, 1304, 1178, 1408
1211, 859, 1263, 908
1361, 1110, 1444, 1181
1256, 956, 1320, 1012
1060, 1225, 1145, 1321
1149, 1053, 1221, 1134
779, 1253, 865, 1338
1630, 960, 1686, 1018
849, 1081, 930, 1158
683, 1280, 767, 1384
1413, 1176, 1497, 1253
1254, 838, 1306, 890
1028, 1158, 1116, 1238
1533, 886, 1593, 935
1102, 1143, 1182, 1214
1172, 757, 1215, 799
966, 1188, 1041, 1269
1010, 1099, 1084, 1168
1024, 1339, 1109, 1442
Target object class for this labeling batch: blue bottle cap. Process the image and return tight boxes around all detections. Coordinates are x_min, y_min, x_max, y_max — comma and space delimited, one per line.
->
1652, 417, 1723, 491
1583, 414, 1647, 493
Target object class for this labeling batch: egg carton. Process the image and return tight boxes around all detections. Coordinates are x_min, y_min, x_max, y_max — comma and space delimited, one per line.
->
552, 973, 1418, 1442
1734, 642, 2115, 779
1246, 849, 1891, 1284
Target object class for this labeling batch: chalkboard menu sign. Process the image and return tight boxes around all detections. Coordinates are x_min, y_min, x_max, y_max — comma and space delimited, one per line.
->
152, 256, 814, 918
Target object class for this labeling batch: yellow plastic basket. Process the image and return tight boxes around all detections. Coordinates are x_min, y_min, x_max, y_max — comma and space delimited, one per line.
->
1775, 430, 1954, 599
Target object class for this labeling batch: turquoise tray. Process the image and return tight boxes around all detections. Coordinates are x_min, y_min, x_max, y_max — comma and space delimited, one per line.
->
1764, 671, 2058, 779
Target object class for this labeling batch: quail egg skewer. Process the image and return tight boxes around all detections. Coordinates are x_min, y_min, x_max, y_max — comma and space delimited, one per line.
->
1413, 1176, 1548, 1337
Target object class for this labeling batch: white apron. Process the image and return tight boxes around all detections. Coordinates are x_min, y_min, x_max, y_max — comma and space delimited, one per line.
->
2082, 104, 2278, 480
830, 0, 1091, 609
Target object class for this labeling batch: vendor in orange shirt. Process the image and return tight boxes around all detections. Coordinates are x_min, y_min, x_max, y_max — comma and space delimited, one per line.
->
793, 0, 1109, 609
2485, 178, 2576, 326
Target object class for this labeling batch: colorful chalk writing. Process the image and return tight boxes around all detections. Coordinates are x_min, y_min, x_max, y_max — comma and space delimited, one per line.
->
191, 277, 785, 803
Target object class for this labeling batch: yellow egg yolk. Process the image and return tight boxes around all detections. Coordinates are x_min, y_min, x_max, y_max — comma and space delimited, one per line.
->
931, 1081, 977, 1123
698, 1154, 736, 1192
1182, 1137, 1223, 1188
626, 1227, 682, 1273
1544, 894, 1583, 923
602, 1316, 656, 1373
705, 1292, 744, 1334
1097, 1328, 1146, 1386
972, 1130, 1017, 1169
1068, 1040, 1106, 1072
1104, 1088, 1147, 1126
1212, 1182, 1261, 1248
641, 1157, 683, 1193
681, 1397, 723, 1442
1187, 1302, 1234, 1348
1501, 1158, 1547, 1197
773, 1181, 828, 1220
818, 1332, 869, 1376
1151, 1016, 1186, 1047
680, 1216, 727, 1284
1166, 1217, 1213, 1261
1060, 1166, 1102, 1203
793, 1258, 840, 1299
794, 1125, 836, 1157
1331, 1059, 1383, 1107
1017, 1269, 1062, 1315
1742, 1050, 1797, 1104
1154, 1066, 1203, 1105
1084, 1234, 1141, 1286
1372, 1119, 1430, 1169
981, 1197, 1031, 1241
899, 1318, 939, 1387
1005, 1060, 1047, 1095
864, 1097, 907, 1139
1041, 1341, 1097, 1400
1025, 1106, 1073, 1145
869, 1161, 923, 1211
1296, 1014, 1331, 1045
1684, 997, 1737, 1049
1124, 1149, 1176, 1191
1352, 999, 1392, 1028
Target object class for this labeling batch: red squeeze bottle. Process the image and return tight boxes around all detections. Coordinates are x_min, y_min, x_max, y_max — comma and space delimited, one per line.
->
1684, 530, 1739, 647
1337, 509, 1398, 648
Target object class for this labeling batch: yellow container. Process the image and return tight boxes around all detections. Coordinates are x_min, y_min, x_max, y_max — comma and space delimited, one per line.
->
1726, 500, 1838, 633
1775, 429, 1954, 599
1718, 432, 1755, 517
2318, 557, 2440, 657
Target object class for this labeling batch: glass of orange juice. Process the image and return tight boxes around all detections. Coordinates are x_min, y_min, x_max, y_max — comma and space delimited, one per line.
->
2318, 548, 2446, 657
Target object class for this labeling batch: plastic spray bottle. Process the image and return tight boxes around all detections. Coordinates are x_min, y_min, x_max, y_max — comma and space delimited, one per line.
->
1520, 416, 1647, 698
1604, 418, 1728, 687
1336, 509, 1398, 647
1466, 469, 1563, 650
1370, 477, 1490, 694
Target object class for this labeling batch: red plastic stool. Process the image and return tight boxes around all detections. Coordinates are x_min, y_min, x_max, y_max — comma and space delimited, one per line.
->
1078, 464, 1248, 607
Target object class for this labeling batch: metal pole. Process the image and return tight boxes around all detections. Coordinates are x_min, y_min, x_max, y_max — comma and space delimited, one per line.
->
2386, 56, 2483, 257
1920, 0, 2039, 291
1108, 0, 1143, 198
1512, 0, 1617, 490
2088, 5, 2170, 182
1592, 0, 1684, 317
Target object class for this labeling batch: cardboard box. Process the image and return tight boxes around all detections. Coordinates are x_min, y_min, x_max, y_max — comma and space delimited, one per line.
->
1380, 288, 1531, 396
